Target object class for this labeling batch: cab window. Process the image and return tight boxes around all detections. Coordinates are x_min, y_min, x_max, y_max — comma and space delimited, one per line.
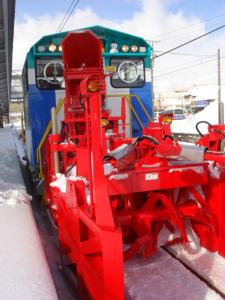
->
36, 58, 65, 90
110, 58, 145, 88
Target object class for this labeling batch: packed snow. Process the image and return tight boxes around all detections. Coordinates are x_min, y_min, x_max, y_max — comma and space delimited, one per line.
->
50, 173, 67, 193
169, 241, 225, 297
124, 248, 222, 300
0, 127, 58, 300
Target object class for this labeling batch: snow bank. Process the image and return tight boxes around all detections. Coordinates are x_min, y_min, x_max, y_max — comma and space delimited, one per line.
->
0, 127, 58, 299
0, 204, 58, 300
0, 190, 31, 207
172, 100, 218, 134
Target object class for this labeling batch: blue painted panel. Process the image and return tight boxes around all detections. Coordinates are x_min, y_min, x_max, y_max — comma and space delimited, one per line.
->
130, 82, 152, 137
28, 85, 56, 165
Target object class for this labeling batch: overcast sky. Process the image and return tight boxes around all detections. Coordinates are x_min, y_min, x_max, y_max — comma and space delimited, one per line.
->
13, 0, 225, 96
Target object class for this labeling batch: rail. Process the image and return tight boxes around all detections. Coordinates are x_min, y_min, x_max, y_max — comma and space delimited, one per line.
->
37, 98, 64, 178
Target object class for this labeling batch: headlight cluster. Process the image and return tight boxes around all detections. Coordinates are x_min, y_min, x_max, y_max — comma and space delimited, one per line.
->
110, 43, 146, 53
37, 42, 146, 54
37, 43, 62, 53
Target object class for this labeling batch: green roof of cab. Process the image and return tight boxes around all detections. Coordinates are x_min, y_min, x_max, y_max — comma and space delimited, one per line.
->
26, 25, 152, 68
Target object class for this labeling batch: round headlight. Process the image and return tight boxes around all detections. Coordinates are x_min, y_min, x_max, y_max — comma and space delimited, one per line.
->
37, 45, 46, 52
122, 45, 129, 52
131, 45, 138, 53
58, 45, 62, 52
49, 43, 57, 52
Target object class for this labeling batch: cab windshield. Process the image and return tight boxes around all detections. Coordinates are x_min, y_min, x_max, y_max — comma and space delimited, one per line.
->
36, 58, 65, 90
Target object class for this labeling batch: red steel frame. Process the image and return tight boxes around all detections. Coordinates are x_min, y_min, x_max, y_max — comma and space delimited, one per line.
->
43, 31, 222, 299
195, 123, 225, 257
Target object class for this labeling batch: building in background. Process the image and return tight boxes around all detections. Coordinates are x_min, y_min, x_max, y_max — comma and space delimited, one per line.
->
154, 86, 217, 116
9, 72, 23, 121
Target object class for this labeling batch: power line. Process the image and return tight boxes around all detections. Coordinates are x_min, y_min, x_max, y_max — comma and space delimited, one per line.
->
156, 56, 212, 74
154, 50, 216, 57
155, 56, 225, 78
155, 57, 217, 77
57, 0, 80, 33
154, 24, 225, 59
57, 0, 77, 32
194, 83, 225, 86
159, 19, 225, 42
153, 11, 225, 40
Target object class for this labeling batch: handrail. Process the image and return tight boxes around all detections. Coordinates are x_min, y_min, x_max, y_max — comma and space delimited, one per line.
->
129, 101, 144, 129
21, 112, 25, 144
37, 97, 64, 178
130, 94, 152, 123
106, 94, 132, 136
37, 94, 151, 178
106, 93, 153, 136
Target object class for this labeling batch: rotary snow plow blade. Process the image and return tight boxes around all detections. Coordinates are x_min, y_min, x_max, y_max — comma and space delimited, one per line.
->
42, 31, 223, 300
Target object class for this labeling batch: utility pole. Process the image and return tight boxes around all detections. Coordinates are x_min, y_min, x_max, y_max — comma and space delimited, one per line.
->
218, 48, 224, 124
151, 44, 155, 115
149, 40, 160, 117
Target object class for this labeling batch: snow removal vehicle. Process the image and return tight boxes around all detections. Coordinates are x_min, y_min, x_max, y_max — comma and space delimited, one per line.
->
31, 29, 225, 299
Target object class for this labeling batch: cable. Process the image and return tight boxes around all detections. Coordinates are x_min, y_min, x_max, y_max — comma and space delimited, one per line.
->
153, 11, 225, 40
159, 19, 225, 43
57, 0, 77, 32
194, 83, 225, 86
155, 56, 225, 78
154, 24, 225, 59
155, 57, 217, 77
57, 0, 80, 33
154, 50, 216, 57
156, 56, 211, 74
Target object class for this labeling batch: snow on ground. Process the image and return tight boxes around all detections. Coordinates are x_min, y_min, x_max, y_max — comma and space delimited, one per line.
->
169, 244, 225, 297
125, 224, 225, 299
124, 248, 222, 300
172, 100, 218, 134
0, 127, 58, 300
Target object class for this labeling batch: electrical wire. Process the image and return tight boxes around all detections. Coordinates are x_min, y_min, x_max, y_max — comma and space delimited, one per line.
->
194, 83, 225, 86
154, 56, 225, 78
154, 23, 225, 59
153, 11, 225, 40
57, 0, 80, 33
56, 0, 77, 32
155, 57, 217, 78
155, 56, 213, 74
154, 50, 216, 57
158, 19, 225, 42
